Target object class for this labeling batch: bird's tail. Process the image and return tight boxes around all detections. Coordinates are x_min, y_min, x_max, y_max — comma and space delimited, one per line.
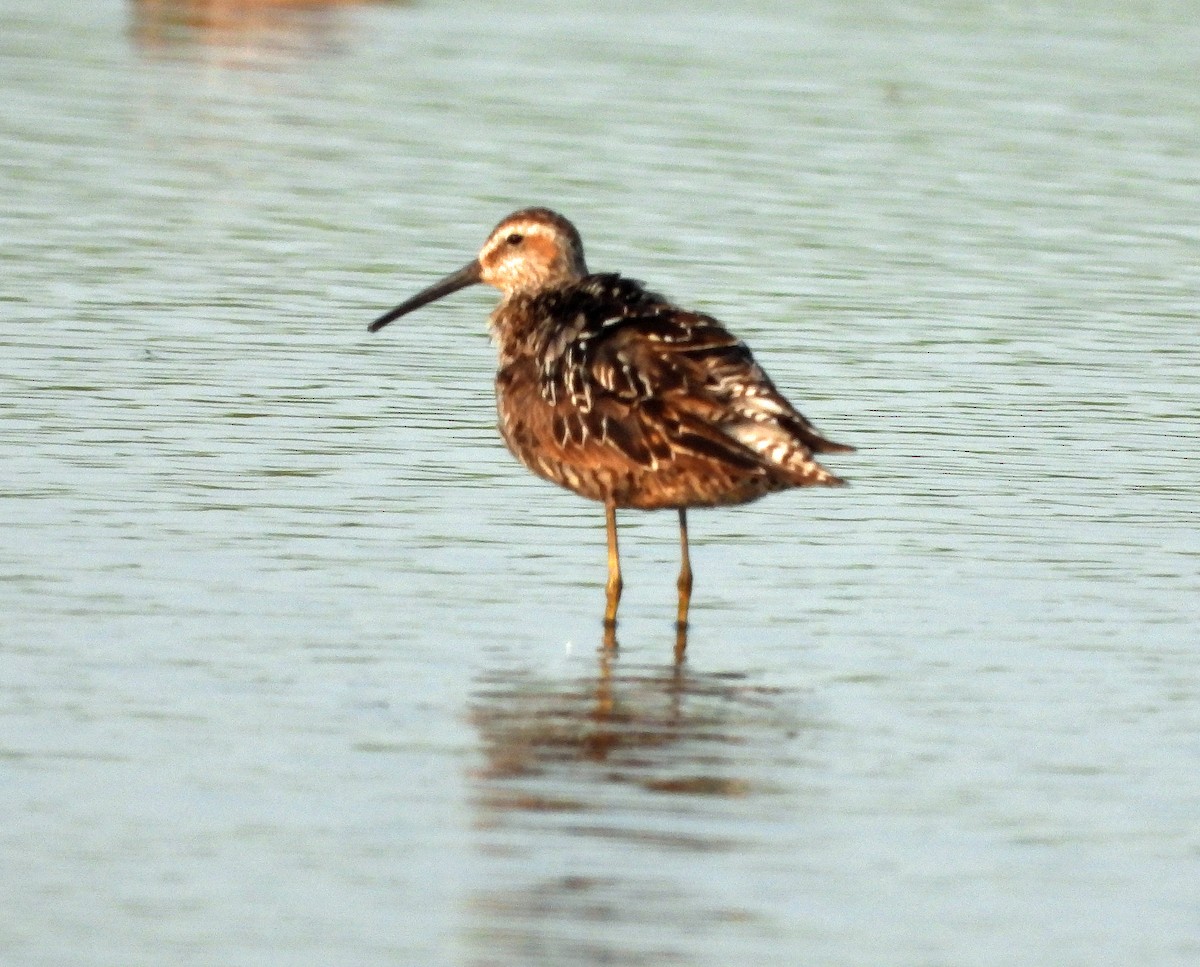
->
723, 418, 851, 487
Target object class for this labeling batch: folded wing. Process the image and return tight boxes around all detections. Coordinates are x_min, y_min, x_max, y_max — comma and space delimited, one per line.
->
562, 306, 853, 488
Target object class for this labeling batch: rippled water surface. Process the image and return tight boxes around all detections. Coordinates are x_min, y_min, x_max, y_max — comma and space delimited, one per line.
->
3, 1, 1198, 964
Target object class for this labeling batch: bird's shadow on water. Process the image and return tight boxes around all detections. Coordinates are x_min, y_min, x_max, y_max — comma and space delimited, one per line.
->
463, 628, 820, 966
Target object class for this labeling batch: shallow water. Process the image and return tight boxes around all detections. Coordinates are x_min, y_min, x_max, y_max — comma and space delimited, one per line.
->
2, 1, 1198, 964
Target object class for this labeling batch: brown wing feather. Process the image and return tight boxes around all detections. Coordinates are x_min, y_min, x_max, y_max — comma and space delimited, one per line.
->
585, 311, 852, 483
496, 286, 851, 506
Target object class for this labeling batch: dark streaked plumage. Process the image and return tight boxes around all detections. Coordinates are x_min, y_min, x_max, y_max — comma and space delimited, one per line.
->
368, 207, 853, 643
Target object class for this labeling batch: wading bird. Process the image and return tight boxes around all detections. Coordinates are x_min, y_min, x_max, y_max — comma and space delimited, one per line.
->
368, 208, 852, 645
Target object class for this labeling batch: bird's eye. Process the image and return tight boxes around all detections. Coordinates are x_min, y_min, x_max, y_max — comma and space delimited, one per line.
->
506, 233, 524, 246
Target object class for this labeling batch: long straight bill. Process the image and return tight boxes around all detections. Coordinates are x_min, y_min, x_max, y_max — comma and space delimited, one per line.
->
368, 260, 482, 332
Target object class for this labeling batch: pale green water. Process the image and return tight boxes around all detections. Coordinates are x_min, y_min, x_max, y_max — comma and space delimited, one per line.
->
2, 1, 1198, 965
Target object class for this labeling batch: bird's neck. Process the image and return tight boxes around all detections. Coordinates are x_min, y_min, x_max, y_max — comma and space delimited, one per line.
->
488, 289, 553, 361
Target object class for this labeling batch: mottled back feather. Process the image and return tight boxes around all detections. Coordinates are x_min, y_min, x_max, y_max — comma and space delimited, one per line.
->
493, 273, 852, 507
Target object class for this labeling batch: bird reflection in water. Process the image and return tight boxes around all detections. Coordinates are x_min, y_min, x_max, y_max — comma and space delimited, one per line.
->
128, 0, 404, 62
466, 632, 812, 964
471, 635, 770, 800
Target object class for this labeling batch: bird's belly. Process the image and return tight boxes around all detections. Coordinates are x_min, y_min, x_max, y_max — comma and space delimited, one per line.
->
495, 386, 780, 510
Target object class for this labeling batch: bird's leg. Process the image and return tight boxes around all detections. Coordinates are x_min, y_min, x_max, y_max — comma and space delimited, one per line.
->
676, 508, 693, 632
603, 501, 623, 627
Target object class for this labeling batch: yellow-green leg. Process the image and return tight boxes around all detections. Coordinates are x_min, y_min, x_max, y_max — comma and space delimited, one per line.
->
604, 500, 622, 627
676, 508, 693, 631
